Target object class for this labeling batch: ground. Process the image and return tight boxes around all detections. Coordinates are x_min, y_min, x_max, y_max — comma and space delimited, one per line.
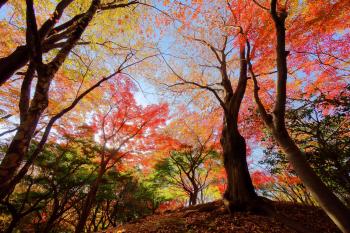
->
102, 201, 340, 233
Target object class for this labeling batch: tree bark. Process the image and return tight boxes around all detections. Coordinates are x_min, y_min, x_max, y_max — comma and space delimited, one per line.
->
0, 0, 100, 196
221, 117, 257, 211
0, 72, 52, 185
42, 196, 61, 233
189, 189, 198, 206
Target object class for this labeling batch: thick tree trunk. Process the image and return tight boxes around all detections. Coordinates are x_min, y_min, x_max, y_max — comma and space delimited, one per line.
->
219, 44, 257, 212
273, 129, 350, 233
0, 0, 100, 199
221, 117, 257, 211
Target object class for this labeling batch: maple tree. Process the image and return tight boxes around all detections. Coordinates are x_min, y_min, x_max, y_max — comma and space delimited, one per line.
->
74, 80, 168, 232
154, 112, 222, 206
159, 1, 260, 211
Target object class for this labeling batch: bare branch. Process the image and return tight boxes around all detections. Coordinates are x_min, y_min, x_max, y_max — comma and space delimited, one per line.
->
160, 52, 226, 109
252, 0, 270, 11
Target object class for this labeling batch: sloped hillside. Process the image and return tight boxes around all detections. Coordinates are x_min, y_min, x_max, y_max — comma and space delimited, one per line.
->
104, 201, 340, 233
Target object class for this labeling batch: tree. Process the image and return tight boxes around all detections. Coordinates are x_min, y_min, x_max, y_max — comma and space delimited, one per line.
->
249, 0, 350, 231
0, 0, 156, 200
0, 0, 140, 85
260, 86, 350, 206
155, 146, 220, 206
74, 80, 168, 232
159, 0, 260, 210
0, 135, 99, 232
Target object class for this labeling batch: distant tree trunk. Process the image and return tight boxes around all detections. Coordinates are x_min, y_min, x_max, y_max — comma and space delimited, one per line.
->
42, 198, 61, 233
42, 214, 59, 233
189, 190, 198, 206
75, 164, 105, 233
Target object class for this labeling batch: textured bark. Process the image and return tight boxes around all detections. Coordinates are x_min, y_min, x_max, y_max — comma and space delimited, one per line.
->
0, 73, 52, 185
221, 119, 257, 211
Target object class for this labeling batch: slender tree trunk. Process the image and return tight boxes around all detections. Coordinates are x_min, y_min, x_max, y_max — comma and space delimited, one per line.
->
269, 2, 350, 231
221, 117, 257, 211
273, 129, 350, 232
75, 166, 105, 233
42, 206, 60, 233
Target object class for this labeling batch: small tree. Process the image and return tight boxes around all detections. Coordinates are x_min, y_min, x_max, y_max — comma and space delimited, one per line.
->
155, 146, 220, 206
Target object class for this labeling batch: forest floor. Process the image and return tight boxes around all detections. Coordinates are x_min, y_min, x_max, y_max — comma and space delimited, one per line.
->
103, 200, 340, 233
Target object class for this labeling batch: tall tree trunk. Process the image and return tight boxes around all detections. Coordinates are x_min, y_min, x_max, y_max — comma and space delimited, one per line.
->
221, 44, 258, 211
249, 1, 350, 231
0, 73, 52, 186
270, 2, 350, 231
221, 117, 257, 211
